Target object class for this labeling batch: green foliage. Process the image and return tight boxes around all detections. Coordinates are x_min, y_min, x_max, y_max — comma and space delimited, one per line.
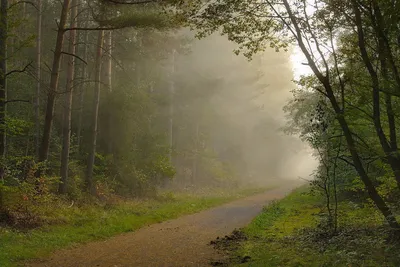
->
227, 188, 400, 267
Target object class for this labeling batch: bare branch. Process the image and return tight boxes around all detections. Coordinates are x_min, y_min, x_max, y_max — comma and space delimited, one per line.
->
5, 99, 30, 104
9, 0, 37, 10
6, 61, 33, 77
338, 156, 355, 167
64, 26, 127, 32
103, 0, 160, 5
61, 51, 88, 65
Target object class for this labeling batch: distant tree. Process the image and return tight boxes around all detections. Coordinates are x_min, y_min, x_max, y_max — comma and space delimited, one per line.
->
59, 0, 78, 194
39, 0, 71, 162
86, 30, 104, 195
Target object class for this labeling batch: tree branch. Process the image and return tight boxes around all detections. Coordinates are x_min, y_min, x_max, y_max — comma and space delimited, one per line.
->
5, 99, 30, 104
103, 0, 160, 4
9, 0, 37, 10
61, 51, 87, 65
338, 156, 355, 167
6, 61, 33, 77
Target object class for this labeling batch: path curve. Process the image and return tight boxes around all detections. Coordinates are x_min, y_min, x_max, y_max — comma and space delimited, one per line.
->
27, 186, 296, 267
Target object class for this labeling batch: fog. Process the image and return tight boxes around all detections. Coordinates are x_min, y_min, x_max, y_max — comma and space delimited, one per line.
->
171, 32, 318, 186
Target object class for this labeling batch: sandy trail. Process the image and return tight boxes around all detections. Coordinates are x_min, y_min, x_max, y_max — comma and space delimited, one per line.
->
27, 186, 296, 267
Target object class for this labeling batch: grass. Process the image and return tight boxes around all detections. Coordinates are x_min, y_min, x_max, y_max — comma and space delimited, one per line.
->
0, 186, 269, 267
228, 187, 400, 267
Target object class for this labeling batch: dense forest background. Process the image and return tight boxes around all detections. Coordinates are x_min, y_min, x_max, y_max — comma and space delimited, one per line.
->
0, 0, 316, 221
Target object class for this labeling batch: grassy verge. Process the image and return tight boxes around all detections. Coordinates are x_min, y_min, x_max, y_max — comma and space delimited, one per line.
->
0, 186, 268, 267
224, 187, 400, 267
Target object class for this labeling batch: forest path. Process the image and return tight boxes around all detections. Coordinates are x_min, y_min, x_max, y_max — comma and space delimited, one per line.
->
27, 185, 296, 267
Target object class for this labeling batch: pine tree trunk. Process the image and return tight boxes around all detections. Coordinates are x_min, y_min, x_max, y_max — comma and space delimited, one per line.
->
168, 49, 175, 162
104, 30, 113, 154
35, 0, 42, 158
59, 0, 78, 194
86, 30, 104, 195
0, 0, 7, 159
191, 123, 199, 185
39, 0, 70, 162
76, 24, 89, 150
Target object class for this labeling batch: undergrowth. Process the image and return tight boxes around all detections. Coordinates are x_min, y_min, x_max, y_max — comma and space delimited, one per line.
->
222, 187, 400, 267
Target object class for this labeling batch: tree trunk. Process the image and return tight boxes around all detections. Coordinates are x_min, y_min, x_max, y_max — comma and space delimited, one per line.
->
104, 30, 113, 154
0, 0, 7, 158
191, 122, 199, 185
76, 24, 89, 150
59, 0, 78, 194
35, 0, 42, 158
39, 0, 70, 162
86, 30, 104, 195
0, 0, 5, 204
105, 31, 112, 92
169, 49, 175, 163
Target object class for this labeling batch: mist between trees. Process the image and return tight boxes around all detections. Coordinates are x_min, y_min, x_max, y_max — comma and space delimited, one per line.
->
0, 0, 316, 227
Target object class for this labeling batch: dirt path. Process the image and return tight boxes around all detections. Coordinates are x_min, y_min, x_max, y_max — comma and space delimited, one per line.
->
27, 186, 296, 267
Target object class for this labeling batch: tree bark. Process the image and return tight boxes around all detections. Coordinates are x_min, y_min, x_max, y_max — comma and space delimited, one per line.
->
39, 0, 71, 162
86, 30, 104, 195
76, 23, 89, 150
191, 122, 199, 185
104, 30, 113, 154
0, 0, 7, 158
35, 0, 42, 158
169, 49, 175, 163
59, 0, 78, 194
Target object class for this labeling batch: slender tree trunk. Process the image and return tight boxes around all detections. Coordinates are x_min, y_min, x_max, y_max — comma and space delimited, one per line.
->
332, 135, 342, 233
385, 94, 397, 151
105, 31, 112, 91
0, 0, 7, 159
191, 122, 199, 185
169, 49, 175, 162
161, 49, 175, 188
0, 0, 4, 207
39, 0, 71, 162
59, 0, 78, 194
76, 25, 88, 150
104, 30, 112, 154
86, 30, 104, 195
371, 0, 400, 93
35, 0, 42, 158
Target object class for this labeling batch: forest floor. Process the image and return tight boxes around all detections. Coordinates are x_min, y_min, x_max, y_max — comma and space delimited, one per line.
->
20, 185, 297, 267
212, 187, 400, 267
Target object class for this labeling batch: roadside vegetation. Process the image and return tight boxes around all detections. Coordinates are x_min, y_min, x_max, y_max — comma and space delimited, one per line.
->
215, 187, 400, 267
0, 186, 268, 266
